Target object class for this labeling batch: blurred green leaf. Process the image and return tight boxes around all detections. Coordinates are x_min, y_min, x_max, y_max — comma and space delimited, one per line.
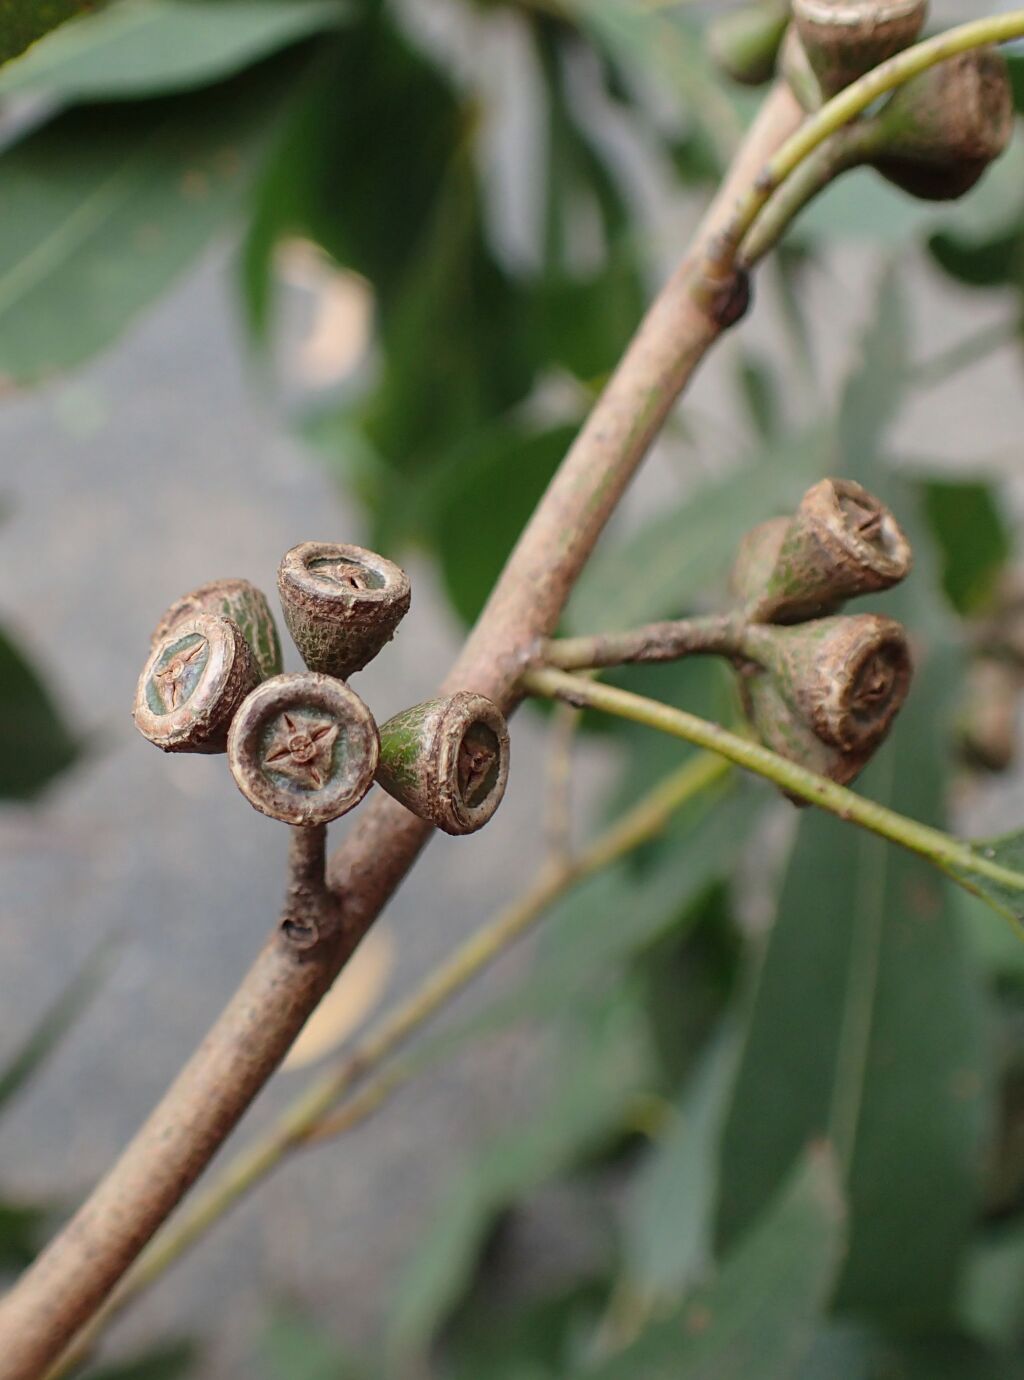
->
0, 941, 112, 1114
957, 888, 1024, 987
0, 1201, 50, 1270
389, 987, 655, 1355
0, 0, 93, 67
0, 624, 78, 798
582, 1146, 846, 1380
86, 1341, 199, 1380
261, 1311, 363, 1380
962, 1223, 1024, 1351
0, 0, 345, 100
0, 61, 295, 384
950, 828, 1024, 929
399, 786, 758, 1093
737, 352, 781, 441
930, 225, 1024, 289
869, 1335, 1020, 1380
837, 262, 909, 464
431, 424, 575, 625
562, 0, 741, 172
566, 427, 825, 634
796, 1325, 872, 1380
619, 1030, 739, 1308
921, 479, 1011, 616
446, 1283, 606, 1380
242, 21, 464, 332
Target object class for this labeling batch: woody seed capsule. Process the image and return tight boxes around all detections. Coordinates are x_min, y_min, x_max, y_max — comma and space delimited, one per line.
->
277, 542, 411, 680
150, 577, 283, 680
376, 692, 510, 836
134, 613, 262, 754
227, 672, 379, 826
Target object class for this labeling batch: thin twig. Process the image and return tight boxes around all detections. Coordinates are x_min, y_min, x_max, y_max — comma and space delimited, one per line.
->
522, 666, 1024, 911
45, 753, 730, 1378
542, 613, 746, 671
711, 10, 1024, 271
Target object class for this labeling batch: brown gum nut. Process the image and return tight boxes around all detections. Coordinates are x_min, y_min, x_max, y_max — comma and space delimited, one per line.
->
873, 48, 1014, 201
277, 542, 411, 679
227, 673, 379, 826
731, 516, 791, 605
751, 478, 912, 624
376, 692, 510, 836
150, 578, 283, 680
740, 668, 876, 799
134, 613, 261, 754
745, 612, 914, 754
792, 0, 927, 96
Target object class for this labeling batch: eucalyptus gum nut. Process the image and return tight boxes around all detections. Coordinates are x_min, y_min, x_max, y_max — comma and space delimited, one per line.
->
792, 0, 927, 96
746, 477, 912, 624
743, 613, 913, 754
227, 672, 379, 826
708, 1, 790, 86
277, 542, 411, 679
134, 613, 261, 755
731, 516, 792, 606
150, 578, 283, 680
739, 667, 878, 798
780, 24, 826, 111
871, 48, 1014, 201
376, 692, 510, 836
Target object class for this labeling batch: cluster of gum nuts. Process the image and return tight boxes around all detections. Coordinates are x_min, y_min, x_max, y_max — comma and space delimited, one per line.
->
133, 542, 510, 836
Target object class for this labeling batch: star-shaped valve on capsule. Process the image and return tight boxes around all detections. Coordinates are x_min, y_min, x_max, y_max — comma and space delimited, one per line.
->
262, 711, 340, 790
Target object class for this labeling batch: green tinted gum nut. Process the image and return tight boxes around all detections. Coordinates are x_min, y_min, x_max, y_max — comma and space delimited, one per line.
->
734, 477, 912, 625
708, 1, 790, 86
791, 0, 927, 97
870, 48, 1014, 201
150, 578, 283, 680
227, 672, 379, 826
277, 542, 411, 680
133, 613, 262, 754
376, 692, 510, 836
739, 612, 916, 772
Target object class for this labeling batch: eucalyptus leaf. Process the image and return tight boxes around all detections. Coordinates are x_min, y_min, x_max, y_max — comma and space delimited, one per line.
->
0, 940, 113, 1115
0, 1202, 50, 1270
0, 62, 294, 384
950, 828, 1024, 929
0, 0, 345, 100
431, 424, 576, 626
0, 1, 92, 68
921, 479, 1011, 616
581, 1145, 846, 1380
403, 786, 759, 1079
389, 987, 655, 1355
86, 1341, 199, 1380
0, 624, 78, 799
961, 1223, 1024, 1350
260, 1311, 364, 1380
619, 1030, 740, 1307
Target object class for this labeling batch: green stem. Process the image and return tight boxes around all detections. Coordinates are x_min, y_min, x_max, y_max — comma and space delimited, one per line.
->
45, 751, 730, 1379
521, 666, 1024, 906
739, 123, 875, 265
709, 10, 1024, 269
